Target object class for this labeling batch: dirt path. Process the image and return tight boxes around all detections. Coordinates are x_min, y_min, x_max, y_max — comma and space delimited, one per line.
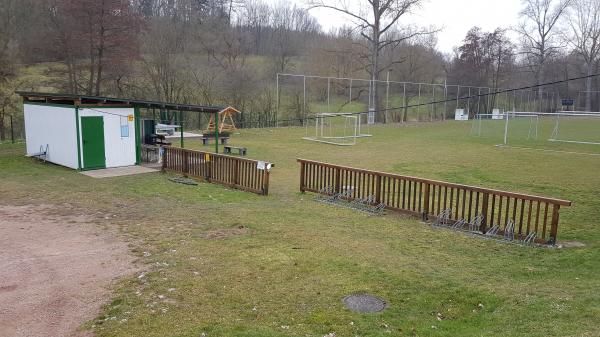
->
0, 205, 136, 337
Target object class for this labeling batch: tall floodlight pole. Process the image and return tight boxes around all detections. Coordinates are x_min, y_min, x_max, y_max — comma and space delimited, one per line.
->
385, 69, 392, 123
477, 87, 481, 115
443, 80, 447, 120
417, 83, 421, 120
349, 78, 353, 104
327, 77, 331, 112
504, 106, 509, 145
303, 75, 306, 125
431, 85, 436, 121
402, 82, 406, 123
456, 85, 461, 112
467, 87, 471, 116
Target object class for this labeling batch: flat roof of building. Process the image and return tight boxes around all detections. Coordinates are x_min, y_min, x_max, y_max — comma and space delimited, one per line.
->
17, 91, 226, 114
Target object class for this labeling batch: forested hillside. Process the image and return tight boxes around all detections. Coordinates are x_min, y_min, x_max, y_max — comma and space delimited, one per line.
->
1, 0, 598, 139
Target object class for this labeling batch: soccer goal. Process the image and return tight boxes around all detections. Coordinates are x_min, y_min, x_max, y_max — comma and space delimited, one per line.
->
547, 111, 600, 145
478, 111, 600, 152
472, 111, 539, 141
303, 112, 372, 146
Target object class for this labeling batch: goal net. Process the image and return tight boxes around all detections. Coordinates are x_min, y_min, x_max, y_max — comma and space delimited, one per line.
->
472, 111, 600, 152
547, 111, 600, 145
303, 113, 371, 146
471, 111, 539, 141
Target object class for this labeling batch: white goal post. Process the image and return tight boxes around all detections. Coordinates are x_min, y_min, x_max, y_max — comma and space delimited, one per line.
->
303, 112, 372, 146
489, 111, 600, 146
472, 112, 539, 141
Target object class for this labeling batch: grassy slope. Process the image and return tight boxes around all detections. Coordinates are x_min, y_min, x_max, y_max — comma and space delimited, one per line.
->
1, 122, 599, 337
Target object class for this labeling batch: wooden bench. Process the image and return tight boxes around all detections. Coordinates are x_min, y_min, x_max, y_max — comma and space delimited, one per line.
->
201, 136, 229, 146
224, 145, 247, 156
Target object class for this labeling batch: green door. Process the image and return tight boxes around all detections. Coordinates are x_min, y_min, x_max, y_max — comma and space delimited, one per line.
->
81, 116, 106, 169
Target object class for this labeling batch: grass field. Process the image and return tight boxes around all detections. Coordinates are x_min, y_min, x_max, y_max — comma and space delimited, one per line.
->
1, 121, 600, 337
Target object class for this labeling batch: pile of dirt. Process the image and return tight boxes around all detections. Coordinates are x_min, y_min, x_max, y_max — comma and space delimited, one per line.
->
0, 205, 137, 337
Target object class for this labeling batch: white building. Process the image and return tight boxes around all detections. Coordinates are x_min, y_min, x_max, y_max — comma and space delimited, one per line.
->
24, 102, 138, 170
19, 92, 228, 170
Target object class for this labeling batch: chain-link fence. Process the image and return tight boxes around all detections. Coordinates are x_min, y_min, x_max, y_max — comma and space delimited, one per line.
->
1, 114, 25, 144
276, 73, 560, 124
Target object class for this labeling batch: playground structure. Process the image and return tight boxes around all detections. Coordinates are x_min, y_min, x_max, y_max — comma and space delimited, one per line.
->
204, 107, 240, 133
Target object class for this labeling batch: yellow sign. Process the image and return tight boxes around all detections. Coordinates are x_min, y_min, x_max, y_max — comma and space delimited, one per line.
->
204, 153, 211, 162
127, 114, 134, 122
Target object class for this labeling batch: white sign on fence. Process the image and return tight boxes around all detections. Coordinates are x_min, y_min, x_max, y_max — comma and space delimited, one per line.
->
492, 109, 503, 120
455, 109, 469, 121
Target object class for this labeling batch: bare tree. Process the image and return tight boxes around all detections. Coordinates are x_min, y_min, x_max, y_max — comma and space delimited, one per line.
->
50, 0, 142, 96
566, 0, 600, 111
308, 0, 433, 122
517, 0, 572, 100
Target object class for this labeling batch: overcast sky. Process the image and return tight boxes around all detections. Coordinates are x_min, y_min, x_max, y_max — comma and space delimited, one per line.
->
268, 0, 524, 54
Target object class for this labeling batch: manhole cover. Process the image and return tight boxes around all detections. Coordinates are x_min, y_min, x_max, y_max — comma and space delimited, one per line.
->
342, 294, 387, 313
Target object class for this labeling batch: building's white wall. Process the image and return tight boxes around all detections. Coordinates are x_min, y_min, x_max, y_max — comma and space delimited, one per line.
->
24, 104, 78, 169
79, 108, 136, 168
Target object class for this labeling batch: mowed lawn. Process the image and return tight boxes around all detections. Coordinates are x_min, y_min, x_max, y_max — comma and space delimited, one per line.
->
1, 121, 599, 337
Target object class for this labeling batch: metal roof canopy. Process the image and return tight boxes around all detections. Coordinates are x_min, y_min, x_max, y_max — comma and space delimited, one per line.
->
16, 91, 225, 114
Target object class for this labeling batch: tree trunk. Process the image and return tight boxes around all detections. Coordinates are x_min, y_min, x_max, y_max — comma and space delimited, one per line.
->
0, 113, 5, 141
95, 40, 104, 96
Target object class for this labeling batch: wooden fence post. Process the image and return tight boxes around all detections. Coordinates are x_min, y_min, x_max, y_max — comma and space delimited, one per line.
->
335, 167, 341, 193
234, 160, 240, 188
375, 175, 382, 204
206, 154, 212, 182
299, 162, 306, 193
480, 193, 489, 233
161, 147, 167, 172
422, 183, 430, 221
549, 204, 560, 244
183, 149, 189, 177
263, 169, 270, 195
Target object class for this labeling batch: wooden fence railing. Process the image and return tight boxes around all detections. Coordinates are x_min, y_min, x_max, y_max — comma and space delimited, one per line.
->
298, 159, 571, 244
163, 147, 272, 195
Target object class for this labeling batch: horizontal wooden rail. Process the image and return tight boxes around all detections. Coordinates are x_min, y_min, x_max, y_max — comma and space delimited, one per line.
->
298, 158, 571, 244
163, 147, 272, 195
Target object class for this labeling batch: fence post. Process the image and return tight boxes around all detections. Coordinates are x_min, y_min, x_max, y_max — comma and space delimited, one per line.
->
480, 193, 489, 233
549, 204, 560, 244
299, 161, 306, 193
161, 147, 167, 172
335, 167, 341, 193
183, 149, 189, 177
206, 153, 212, 182
263, 169, 270, 195
422, 183, 430, 221
375, 175, 382, 204
234, 160, 240, 188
